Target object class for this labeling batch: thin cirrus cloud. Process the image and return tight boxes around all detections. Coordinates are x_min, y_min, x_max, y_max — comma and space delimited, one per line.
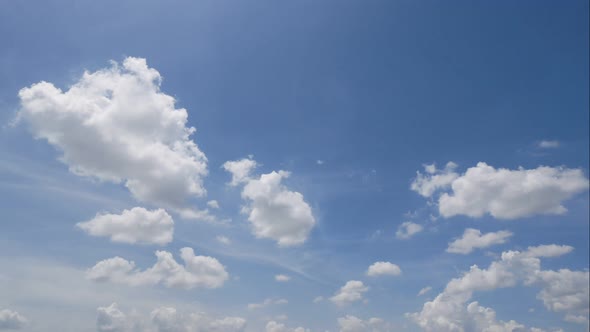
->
411, 162, 589, 220
446, 228, 513, 255
223, 158, 316, 247
87, 247, 229, 290
17, 57, 213, 220
76, 207, 174, 246
366, 261, 402, 277
247, 298, 288, 310
330, 280, 369, 306
0, 309, 27, 330
407, 244, 589, 330
97, 303, 246, 332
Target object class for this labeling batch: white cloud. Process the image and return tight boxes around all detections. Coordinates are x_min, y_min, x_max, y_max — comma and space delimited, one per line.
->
97, 303, 127, 332
265, 321, 309, 332
0, 309, 27, 330
330, 281, 369, 306
446, 228, 513, 254
96, 303, 246, 332
247, 298, 288, 310
216, 236, 231, 245
417, 286, 432, 296
395, 222, 423, 240
414, 162, 589, 219
366, 261, 401, 277
87, 248, 228, 289
223, 158, 258, 186
411, 162, 458, 197
77, 207, 174, 245
224, 159, 316, 247
538, 140, 560, 149
312, 296, 324, 303
524, 244, 574, 258
337, 315, 393, 332
535, 269, 589, 324
275, 274, 291, 282
17, 57, 214, 219
207, 200, 220, 209
407, 245, 588, 331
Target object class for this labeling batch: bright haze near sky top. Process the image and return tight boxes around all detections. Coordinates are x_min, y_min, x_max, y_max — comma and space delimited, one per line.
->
0, 1, 588, 332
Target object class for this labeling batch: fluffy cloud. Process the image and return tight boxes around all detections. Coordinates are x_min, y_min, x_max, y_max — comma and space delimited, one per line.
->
275, 274, 291, 282
366, 262, 401, 277
446, 228, 513, 254
0, 309, 27, 330
87, 248, 228, 289
265, 321, 309, 332
337, 315, 393, 332
396, 222, 423, 239
224, 159, 316, 247
411, 162, 458, 197
223, 158, 258, 186
96, 303, 246, 332
413, 162, 589, 220
407, 244, 588, 331
18, 57, 212, 219
77, 207, 174, 245
330, 281, 369, 306
97, 303, 127, 332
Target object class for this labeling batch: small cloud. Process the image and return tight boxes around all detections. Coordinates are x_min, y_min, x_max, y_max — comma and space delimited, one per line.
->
417, 286, 432, 296
396, 222, 424, 240
275, 274, 291, 282
313, 296, 324, 303
317, 160, 324, 165
367, 262, 402, 277
247, 298, 288, 310
207, 200, 220, 209
216, 236, 231, 245
538, 140, 560, 149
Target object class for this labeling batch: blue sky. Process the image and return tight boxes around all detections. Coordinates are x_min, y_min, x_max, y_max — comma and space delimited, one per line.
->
0, 1, 588, 331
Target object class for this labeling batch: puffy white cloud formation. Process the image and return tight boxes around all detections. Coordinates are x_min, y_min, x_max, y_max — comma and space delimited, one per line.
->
411, 162, 459, 197
395, 222, 423, 239
87, 248, 228, 289
337, 315, 393, 332
275, 274, 291, 282
223, 158, 258, 186
447, 228, 513, 254
18, 57, 212, 219
97, 303, 127, 332
265, 321, 309, 332
330, 281, 369, 306
77, 207, 174, 245
407, 244, 589, 331
0, 309, 27, 330
96, 303, 246, 332
366, 261, 401, 277
412, 162, 589, 219
223, 158, 316, 247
